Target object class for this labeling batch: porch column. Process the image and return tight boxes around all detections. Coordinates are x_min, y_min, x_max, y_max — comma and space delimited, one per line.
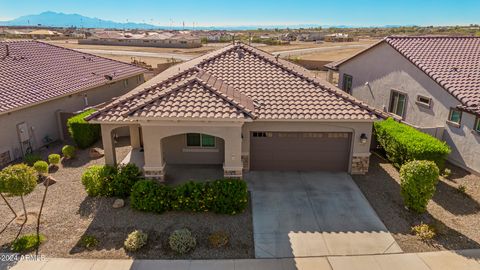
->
129, 125, 141, 149
326, 69, 334, 83
142, 126, 165, 181
223, 126, 243, 178
101, 125, 116, 166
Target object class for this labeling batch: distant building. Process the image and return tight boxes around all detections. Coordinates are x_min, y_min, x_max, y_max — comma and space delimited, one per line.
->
324, 33, 355, 42
0, 40, 146, 165
79, 31, 202, 48
296, 32, 325, 42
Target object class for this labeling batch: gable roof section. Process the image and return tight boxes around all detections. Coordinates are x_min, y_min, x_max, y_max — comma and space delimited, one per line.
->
326, 36, 480, 115
88, 42, 382, 122
0, 40, 146, 114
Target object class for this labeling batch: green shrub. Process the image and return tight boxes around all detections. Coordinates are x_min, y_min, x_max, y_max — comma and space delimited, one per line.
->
0, 164, 37, 196
374, 118, 451, 169
171, 181, 207, 212
11, 234, 46, 253
48, 154, 61, 166
130, 180, 172, 213
457, 184, 467, 195
411, 223, 436, 240
169, 229, 196, 254
124, 230, 147, 252
33, 161, 49, 175
110, 164, 143, 197
207, 179, 249, 215
400, 160, 440, 213
80, 235, 99, 250
130, 179, 248, 215
81, 165, 117, 196
208, 231, 229, 248
62, 145, 76, 159
67, 109, 100, 149
23, 153, 42, 166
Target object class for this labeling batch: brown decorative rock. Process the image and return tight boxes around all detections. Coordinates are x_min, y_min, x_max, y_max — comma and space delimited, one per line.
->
89, 148, 104, 159
112, 199, 125, 209
44, 176, 57, 186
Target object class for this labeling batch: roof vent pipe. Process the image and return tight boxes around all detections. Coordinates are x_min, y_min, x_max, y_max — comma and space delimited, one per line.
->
5, 44, 9, 57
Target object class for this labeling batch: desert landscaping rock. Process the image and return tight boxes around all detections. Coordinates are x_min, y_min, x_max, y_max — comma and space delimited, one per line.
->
112, 199, 125, 208
43, 176, 57, 186
89, 147, 104, 159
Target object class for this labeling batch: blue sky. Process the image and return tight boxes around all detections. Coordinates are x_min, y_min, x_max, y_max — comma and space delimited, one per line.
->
0, 0, 479, 27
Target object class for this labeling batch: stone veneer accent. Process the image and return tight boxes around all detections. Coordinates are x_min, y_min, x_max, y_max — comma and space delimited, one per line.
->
224, 169, 243, 179
351, 155, 370, 174
144, 168, 165, 182
241, 154, 249, 172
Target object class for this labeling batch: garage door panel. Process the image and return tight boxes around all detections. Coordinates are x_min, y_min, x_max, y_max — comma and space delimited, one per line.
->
250, 132, 351, 171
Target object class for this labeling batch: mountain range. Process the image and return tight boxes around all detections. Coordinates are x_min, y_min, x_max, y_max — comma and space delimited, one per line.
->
0, 11, 408, 30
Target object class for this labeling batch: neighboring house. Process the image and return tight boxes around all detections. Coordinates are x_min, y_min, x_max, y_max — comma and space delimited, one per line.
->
79, 31, 202, 48
325, 36, 480, 174
0, 40, 146, 165
87, 42, 384, 180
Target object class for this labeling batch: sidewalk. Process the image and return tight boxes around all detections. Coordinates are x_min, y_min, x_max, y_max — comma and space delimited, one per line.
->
3, 249, 480, 270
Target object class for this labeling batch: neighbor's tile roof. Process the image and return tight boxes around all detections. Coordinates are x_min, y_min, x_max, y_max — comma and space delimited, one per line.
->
88, 42, 382, 122
0, 40, 145, 113
327, 36, 480, 115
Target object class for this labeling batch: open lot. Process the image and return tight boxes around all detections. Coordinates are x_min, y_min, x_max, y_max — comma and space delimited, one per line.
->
0, 139, 254, 259
353, 154, 480, 252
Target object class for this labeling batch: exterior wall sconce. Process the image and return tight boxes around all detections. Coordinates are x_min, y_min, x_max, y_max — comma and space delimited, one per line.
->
360, 133, 368, 144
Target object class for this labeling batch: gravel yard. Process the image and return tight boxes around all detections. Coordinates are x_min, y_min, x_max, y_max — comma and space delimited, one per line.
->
0, 139, 254, 259
353, 154, 480, 252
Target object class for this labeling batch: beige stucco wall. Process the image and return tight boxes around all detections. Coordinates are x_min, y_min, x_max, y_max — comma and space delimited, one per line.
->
337, 42, 480, 174
0, 75, 144, 161
162, 134, 225, 165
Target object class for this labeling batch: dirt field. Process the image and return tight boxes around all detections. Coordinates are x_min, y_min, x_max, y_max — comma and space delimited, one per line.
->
353, 154, 480, 253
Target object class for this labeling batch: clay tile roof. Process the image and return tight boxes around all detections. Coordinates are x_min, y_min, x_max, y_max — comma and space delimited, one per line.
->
0, 40, 146, 114
327, 36, 480, 115
88, 42, 382, 122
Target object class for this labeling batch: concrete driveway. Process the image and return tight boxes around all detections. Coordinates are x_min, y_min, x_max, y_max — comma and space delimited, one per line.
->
246, 171, 402, 258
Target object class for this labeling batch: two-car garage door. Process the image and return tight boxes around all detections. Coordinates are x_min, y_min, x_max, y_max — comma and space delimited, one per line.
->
250, 132, 352, 171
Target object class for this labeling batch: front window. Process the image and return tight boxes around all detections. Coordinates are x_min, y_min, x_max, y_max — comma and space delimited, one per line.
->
186, 133, 215, 148
389, 90, 407, 117
342, 74, 353, 94
475, 117, 480, 133
448, 108, 462, 124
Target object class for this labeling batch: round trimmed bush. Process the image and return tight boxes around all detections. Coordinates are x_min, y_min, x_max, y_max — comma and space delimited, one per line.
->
124, 230, 147, 252
33, 161, 49, 175
110, 164, 143, 197
0, 164, 37, 196
400, 160, 439, 213
81, 165, 117, 196
169, 229, 196, 254
62, 145, 76, 159
48, 154, 61, 166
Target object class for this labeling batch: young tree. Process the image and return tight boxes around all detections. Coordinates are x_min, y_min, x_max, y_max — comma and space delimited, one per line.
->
0, 164, 37, 238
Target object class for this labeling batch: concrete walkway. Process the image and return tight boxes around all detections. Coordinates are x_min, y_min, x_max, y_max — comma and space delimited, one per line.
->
3, 250, 480, 270
246, 171, 400, 258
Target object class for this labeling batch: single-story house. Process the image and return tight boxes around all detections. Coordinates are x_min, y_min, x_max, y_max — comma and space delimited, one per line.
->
87, 42, 384, 180
325, 36, 480, 174
0, 40, 146, 166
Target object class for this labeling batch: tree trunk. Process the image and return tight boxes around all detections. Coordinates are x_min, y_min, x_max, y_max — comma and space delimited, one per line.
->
15, 195, 28, 240
0, 193, 17, 217
36, 177, 50, 255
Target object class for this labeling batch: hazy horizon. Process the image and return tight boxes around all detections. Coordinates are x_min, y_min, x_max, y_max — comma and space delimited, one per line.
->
1, 0, 479, 28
